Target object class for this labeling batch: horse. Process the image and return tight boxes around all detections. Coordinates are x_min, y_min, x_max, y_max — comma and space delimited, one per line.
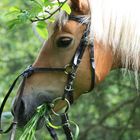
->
2, 0, 140, 136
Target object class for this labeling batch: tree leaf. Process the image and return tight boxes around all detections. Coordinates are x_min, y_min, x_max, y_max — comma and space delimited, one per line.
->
44, 1, 55, 7
7, 19, 22, 29
36, 21, 46, 28
48, 17, 55, 23
6, 7, 21, 17
36, 21, 48, 39
61, 3, 71, 15
17, 11, 30, 22
9, 6, 20, 12
28, 1, 43, 17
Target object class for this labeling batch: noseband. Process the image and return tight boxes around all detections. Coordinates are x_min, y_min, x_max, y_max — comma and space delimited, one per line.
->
0, 15, 95, 140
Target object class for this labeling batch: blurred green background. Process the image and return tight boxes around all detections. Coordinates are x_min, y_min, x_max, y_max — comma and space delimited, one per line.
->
0, 0, 140, 140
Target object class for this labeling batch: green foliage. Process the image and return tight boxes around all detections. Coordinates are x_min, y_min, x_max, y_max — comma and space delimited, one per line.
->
5, 0, 70, 39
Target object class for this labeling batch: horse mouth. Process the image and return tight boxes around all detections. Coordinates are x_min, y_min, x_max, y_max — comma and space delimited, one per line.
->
17, 111, 47, 130
12, 92, 55, 128
12, 102, 50, 130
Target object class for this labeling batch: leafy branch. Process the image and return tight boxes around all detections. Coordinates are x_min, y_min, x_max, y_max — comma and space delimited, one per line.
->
7, 0, 71, 39
30, 0, 69, 22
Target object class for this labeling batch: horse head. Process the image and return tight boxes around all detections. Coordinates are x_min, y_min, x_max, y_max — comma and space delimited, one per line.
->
12, 0, 123, 126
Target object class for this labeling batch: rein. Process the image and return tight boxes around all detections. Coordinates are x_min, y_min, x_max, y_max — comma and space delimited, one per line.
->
0, 15, 95, 140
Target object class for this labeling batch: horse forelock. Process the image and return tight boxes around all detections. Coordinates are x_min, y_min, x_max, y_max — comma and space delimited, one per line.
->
46, 14, 91, 43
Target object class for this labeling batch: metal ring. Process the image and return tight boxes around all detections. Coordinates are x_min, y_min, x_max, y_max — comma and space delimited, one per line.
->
64, 64, 73, 75
51, 97, 70, 116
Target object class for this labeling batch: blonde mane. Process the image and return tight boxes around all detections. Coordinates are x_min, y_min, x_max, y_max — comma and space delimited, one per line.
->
89, 0, 140, 73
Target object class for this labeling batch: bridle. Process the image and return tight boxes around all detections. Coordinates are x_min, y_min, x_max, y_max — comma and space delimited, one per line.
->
0, 15, 95, 140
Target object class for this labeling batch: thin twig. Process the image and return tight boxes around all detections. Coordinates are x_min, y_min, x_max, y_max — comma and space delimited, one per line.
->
44, 10, 51, 15
57, 0, 61, 6
30, 0, 68, 22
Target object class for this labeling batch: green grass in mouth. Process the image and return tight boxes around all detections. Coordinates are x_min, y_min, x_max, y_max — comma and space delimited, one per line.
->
19, 104, 48, 140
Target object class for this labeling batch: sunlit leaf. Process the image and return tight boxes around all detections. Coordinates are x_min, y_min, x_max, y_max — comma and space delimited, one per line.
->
36, 21, 48, 39
6, 7, 21, 17
9, 6, 20, 12
36, 21, 46, 28
48, 17, 55, 23
61, 3, 71, 15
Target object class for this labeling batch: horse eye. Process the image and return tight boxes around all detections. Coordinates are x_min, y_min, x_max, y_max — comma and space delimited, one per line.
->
57, 37, 73, 48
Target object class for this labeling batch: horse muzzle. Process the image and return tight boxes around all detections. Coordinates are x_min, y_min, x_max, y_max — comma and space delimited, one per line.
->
12, 92, 53, 127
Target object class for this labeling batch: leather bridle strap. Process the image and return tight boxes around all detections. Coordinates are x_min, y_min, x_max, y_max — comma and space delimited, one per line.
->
63, 23, 91, 104
70, 15, 95, 92
63, 15, 95, 104
61, 113, 73, 140
60, 16, 94, 140
0, 75, 21, 134
46, 124, 58, 140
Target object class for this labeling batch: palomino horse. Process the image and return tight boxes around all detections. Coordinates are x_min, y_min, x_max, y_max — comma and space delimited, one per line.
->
0, 0, 140, 137
13, 0, 140, 126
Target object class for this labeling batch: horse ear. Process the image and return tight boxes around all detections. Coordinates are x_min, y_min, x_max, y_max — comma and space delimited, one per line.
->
70, 0, 89, 14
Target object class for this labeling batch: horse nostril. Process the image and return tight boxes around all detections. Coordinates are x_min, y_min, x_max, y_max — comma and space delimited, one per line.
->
18, 99, 25, 115
12, 99, 25, 117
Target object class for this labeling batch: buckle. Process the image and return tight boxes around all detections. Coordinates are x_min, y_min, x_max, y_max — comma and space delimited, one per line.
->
65, 85, 74, 92
64, 64, 74, 75
22, 65, 34, 77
